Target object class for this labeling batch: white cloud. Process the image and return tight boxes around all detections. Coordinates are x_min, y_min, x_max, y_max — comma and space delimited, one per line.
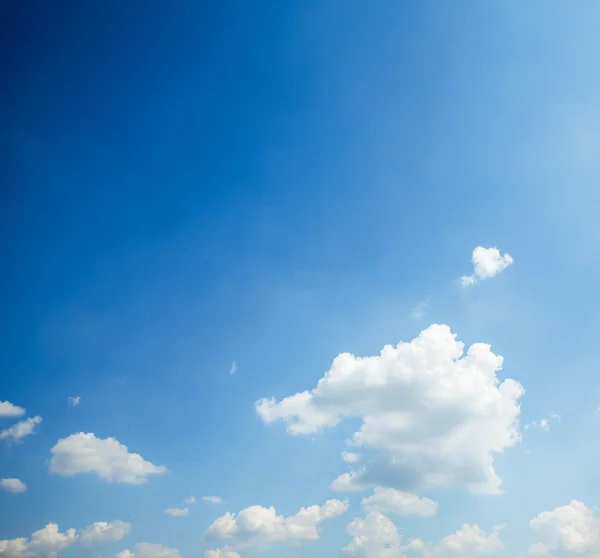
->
330, 472, 369, 492
204, 548, 241, 558
0, 537, 29, 558
49, 432, 168, 484
361, 487, 438, 518
0, 478, 27, 494
528, 500, 600, 555
405, 539, 426, 553
28, 524, 78, 557
461, 247, 514, 286
67, 396, 81, 407
164, 509, 188, 517
0, 523, 77, 558
203, 496, 224, 504
342, 451, 361, 464
117, 543, 181, 558
79, 521, 131, 548
343, 514, 503, 558
0, 416, 42, 442
0, 402, 25, 418
205, 499, 347, 548
229, 361, 237, 376
183, 496, 196, 505
0, 520, 131, 558
257, 324, 524, 495
343, 511, 403, 558
434, 524, 504, 556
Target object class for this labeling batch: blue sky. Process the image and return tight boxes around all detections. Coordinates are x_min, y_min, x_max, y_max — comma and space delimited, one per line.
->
2, 1, 600, 557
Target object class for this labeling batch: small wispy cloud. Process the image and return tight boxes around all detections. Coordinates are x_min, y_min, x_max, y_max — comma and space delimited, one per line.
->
165, 508, 188, 517
68, 396, 81, 407
524, 413, 561, 432
229, 361, 237, 376
202, 496, 223, 504
0, 416, 42, 442
183, 495, 196, 505
411, 297, 431, 320
461, 246, 514, 286
341, 451, 361, 464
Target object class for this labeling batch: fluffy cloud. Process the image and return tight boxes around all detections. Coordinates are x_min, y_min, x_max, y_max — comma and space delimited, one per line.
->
0, 523, 77, 558
183, 496, 196, 505
461, 246, 514, 286
257, 325, 524, 495
0, 478, 27, 494
79, 521, 131, 548
330, 472, 369, 492
67, 396, 81, 407
203, 496, 224, 504
229, 361, 237, 376
405, 539, 427, 553
204, 549, 241, 558
117, 544, 181, 558
361, 487, 438, 518
433, 524, 504, 556
205, 499, 347, 548
27, 524, 77, 557
0, 416, 42, 443
0, 538, 29, 558
343, 514, 503, 558
49, 433, 168, 484
528, 500, 599, 555
0, 520, 131, 558
0, 402, 25, 418
343, 511, 404, 558
164, 509, 188, 517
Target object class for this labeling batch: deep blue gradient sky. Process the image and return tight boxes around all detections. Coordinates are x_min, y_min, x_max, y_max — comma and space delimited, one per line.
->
2, 2, 600, 558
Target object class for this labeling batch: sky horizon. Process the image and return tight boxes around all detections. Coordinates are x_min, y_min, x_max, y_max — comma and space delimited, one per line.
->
2, 1, 600, 558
